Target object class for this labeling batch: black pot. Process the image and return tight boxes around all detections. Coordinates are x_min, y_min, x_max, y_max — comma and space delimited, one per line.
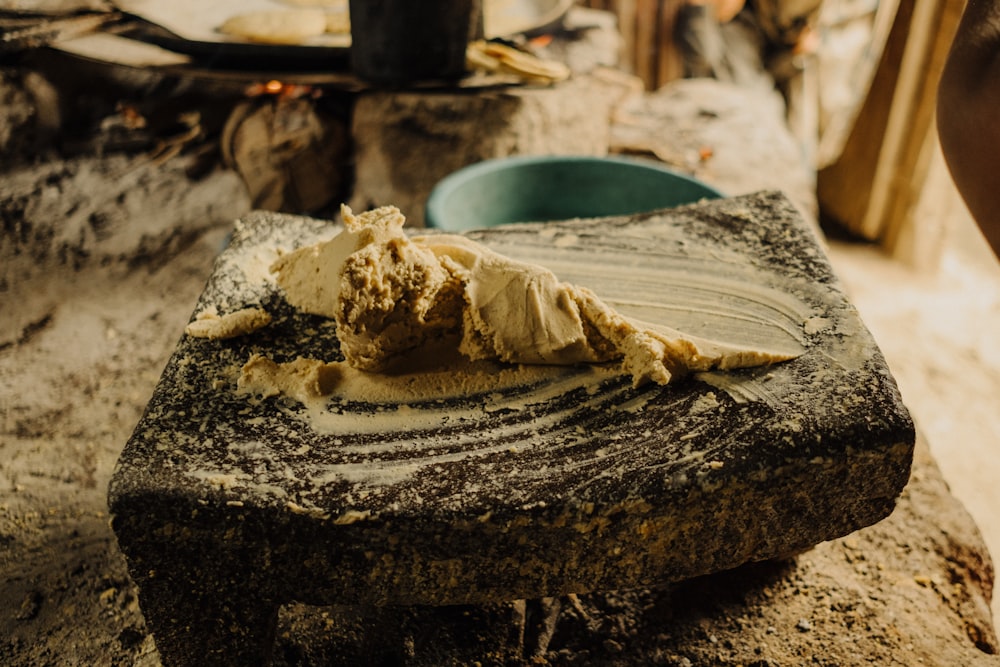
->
349, 0, 482, 85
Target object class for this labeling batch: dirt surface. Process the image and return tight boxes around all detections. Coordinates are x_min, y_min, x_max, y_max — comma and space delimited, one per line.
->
827, 214, 1000, 624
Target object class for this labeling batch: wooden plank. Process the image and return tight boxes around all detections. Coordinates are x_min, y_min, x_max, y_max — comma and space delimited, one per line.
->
817, 0, 963, 253
582, 0, 685, 90
614, 0, 638, 76
887, 128, 959, 267
633, 0, 658, 87
816, 0, 913, 239
815, 0, 901, 168
879, 0, 964, 253
655, 0, 685, 88
861, 0, 962, 242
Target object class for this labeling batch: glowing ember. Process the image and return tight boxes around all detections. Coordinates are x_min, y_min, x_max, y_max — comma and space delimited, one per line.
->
244, 80, 318, 99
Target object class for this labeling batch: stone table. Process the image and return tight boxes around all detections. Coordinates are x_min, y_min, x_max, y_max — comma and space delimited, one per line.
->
109, 191, 914, 665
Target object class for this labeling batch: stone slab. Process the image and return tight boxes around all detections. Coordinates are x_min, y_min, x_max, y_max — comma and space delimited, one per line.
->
264, 436, 997, 666
108, 191, 915, 665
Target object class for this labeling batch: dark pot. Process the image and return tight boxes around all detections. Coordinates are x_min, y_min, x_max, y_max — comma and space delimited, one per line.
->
349, 0, 482, 85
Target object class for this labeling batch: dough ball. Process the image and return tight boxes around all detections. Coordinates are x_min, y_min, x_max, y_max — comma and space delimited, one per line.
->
325, 11, 350, 34
277, 0, 347, 7
219, 9, 327, 44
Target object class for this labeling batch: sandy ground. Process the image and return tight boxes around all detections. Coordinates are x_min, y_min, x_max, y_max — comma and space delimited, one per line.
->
826, 208, 1000, 620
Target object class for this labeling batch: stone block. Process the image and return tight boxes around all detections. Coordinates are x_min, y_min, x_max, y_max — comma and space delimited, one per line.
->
349, 76, 618, 227
109, 191, 914, 665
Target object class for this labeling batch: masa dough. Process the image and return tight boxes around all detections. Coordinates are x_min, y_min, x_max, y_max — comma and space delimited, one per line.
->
239, 354, 340, 403
184, 306, 271, 340
218, 9, 327, 44
268, 205, 796, 387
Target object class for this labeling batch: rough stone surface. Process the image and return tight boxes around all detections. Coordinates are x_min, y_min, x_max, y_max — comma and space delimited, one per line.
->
108, 191, 914, 664
350, 74, 816, 235
266, 436, 997, 667
0, 153, 250, 666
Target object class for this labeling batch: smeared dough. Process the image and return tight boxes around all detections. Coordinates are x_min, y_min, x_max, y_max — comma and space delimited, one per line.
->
239, 354, 341, 403
185, 307, 271, 340
269, 205, 797, 387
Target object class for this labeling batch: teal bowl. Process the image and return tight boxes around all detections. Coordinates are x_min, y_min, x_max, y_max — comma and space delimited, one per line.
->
424, 155, 723, 231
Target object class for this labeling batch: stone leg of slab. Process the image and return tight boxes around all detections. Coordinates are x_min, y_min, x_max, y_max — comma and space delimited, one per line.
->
110, 515, 282, 667
118, 548, 532, 667
370, 602, 527, 665
136, 571, 280, 667
275, 599, 536, 665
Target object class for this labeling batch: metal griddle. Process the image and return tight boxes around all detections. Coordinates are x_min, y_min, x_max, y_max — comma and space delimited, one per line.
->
110, 0, 573, 60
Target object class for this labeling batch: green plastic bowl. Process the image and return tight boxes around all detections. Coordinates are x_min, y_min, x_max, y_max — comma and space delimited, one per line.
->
425, 155, 723, 231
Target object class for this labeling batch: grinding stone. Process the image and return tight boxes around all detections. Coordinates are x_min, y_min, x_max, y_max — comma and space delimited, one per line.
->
108, 191, 914, 666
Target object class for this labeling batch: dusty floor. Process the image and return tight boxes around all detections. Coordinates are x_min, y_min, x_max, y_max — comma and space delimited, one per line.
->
826, 207, 1000, 620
